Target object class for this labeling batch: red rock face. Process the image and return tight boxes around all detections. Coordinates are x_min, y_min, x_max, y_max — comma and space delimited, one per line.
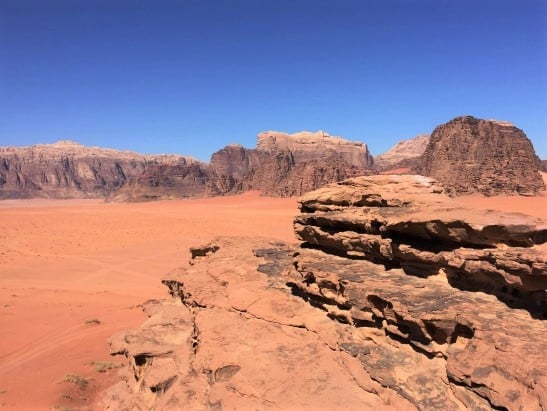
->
257, 130, 374, 169
1, 132, 376, 200
0, 140, 196, 199
205, 131, 375, 198
415, 116, 545, 196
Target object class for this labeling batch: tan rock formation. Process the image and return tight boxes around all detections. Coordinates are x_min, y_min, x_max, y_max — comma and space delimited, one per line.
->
100, 237, 410, 410
206, 132, 375, 197
374, 134, 429, 171
293, 175, 546, 409
415, 116, 545, 196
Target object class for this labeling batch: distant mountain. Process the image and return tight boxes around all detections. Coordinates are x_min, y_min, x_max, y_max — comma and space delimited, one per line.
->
414, 116, 545, 196
0, 132, 375, 201
2, 120, 544, 201
0, 140, 197, 199
113, 131, 375, 201
374, 134, 429, 171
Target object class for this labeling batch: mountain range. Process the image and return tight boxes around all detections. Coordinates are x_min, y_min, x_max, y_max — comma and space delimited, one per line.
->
0, 116, 544, 200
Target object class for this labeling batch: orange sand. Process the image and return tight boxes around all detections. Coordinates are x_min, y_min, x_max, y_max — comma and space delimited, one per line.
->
0, 192, 298, 410
453, 193, 547, 220
0, 189, 545, 409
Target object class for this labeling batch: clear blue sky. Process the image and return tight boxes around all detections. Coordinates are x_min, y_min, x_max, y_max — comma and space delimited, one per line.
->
1, 0, 545, 161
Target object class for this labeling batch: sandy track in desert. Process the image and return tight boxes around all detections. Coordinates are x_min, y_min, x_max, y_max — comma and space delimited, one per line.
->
0, 188, 545, 410
0, 192, 298, 410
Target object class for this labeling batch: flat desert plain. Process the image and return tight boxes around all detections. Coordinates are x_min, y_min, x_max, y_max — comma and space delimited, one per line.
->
0, 188, 546, 410
0, 192, 298, 410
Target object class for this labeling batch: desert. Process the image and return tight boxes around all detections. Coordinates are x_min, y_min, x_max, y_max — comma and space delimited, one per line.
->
0, 193, 297, 409
1, 178, 545, 409
0, 118, 546, 409
2, 1, 546, 409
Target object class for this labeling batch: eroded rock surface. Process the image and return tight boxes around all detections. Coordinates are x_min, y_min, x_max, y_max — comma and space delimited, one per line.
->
293, 175, 546, 409
1, 131, 375, 200
257, 130, 374, 168
415, 116, 545, 196
100, 238, 409, 410
206, 131, 375, 197
100, 176, 546, 410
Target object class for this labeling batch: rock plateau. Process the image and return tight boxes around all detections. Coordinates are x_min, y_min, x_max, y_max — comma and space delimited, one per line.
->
112, 131, 376, 201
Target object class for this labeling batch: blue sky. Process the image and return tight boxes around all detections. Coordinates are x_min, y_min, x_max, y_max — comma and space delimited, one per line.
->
0, 0, 545, 161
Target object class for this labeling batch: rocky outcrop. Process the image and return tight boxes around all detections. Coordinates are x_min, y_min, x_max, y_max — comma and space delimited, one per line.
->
293, 175, 547, 409
100, 175, 546, 410
374, 134, 429, 171
0, 140, 196, 199
415, 116, 545, 196
100, 237, 412, 410
206, 132, 375, 197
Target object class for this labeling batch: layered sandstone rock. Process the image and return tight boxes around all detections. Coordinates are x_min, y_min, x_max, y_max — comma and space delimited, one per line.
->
374, 134, 429, 171
206, 132, 374, 197
293, 175, 546, 409
101, 175, 546, 410
415, 116, 545, 196
0, 140, 196, 199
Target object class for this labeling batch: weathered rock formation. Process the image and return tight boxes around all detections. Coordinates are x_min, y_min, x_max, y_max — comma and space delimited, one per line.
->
205, 131, 375, 197
374, 134, 429, 171
100, 237, 414, 410
415, 116, 545, 196
121, 131, 374, 200
100, 175, 546, 410
2, 131, 375, 200
293, 175, 546, 408
257, 130, 374, 168
0, 140, 196, 199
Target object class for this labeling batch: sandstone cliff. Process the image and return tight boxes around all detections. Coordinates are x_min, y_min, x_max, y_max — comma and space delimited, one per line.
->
374, 134, 429, 171
415, 116, 545, 196
99, 175, 546, 410
204, 131, 374, 197
1, 131, 375, 200
257, 130, 374, 168
0, 140, 196, 199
